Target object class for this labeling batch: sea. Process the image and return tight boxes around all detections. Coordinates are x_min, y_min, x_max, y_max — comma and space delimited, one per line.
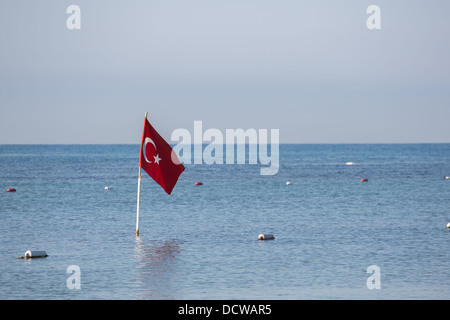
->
0, 144, 449, 300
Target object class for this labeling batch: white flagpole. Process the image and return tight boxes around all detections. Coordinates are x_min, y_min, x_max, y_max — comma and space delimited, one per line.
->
136, 165, 142, 236
136, 112, 148, 236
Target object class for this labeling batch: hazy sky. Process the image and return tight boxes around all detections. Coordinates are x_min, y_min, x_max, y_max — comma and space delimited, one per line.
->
0, 0, 449, 144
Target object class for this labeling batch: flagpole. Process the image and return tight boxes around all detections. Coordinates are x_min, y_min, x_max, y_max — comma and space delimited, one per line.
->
136, 165, 141, 236
136, 111, 148, 236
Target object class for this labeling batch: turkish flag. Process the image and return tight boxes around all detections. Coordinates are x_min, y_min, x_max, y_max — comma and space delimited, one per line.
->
139, 118, 185, 195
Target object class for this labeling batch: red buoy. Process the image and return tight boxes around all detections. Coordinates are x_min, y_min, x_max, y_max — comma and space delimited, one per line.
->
6, 188, 16, 192
194, 182, 203, 186
361, 178, 368, 182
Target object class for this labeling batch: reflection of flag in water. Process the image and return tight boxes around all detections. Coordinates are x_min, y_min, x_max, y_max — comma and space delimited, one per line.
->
136, 112, 185, 236
135, 238, 182, 298
139, 115, 185, 195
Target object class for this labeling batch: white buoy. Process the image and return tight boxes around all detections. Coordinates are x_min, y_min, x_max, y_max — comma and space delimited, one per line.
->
286, 181, 292, 186
446, 223, 450, 229
24, 250, 48, 259
445, 176, 450, 180
104, 186, 109, 190
258, 233, 275, 240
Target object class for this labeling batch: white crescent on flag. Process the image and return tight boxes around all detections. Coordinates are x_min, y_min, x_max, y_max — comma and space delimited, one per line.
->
143, 137, 157, 163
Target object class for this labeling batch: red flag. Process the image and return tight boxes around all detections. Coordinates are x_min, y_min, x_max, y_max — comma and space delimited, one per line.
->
139, 117, 185, 195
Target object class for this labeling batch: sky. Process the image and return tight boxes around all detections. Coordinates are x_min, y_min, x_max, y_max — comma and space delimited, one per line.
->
0, 0, 449, 144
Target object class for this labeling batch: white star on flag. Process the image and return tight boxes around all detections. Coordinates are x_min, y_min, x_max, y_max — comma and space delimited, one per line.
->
153, 154, 161, 164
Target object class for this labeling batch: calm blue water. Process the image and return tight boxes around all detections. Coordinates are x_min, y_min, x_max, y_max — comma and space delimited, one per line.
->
0, 144, 449, 299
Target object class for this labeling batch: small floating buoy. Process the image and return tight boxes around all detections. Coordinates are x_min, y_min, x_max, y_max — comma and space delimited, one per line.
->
345, 162, 358, 165
104, 186, 109, 190
361, 178, 368, 182
286, 181, 292, 186
6, 188, 16, 192
19, 250, 48, 259
446, 223, 450, 229
445, 176, 450, 180
258, 233, 275, 240
194, 182, 203, 186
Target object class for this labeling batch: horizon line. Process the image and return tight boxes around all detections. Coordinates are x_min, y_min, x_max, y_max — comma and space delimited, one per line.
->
1, 142, 450, 146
